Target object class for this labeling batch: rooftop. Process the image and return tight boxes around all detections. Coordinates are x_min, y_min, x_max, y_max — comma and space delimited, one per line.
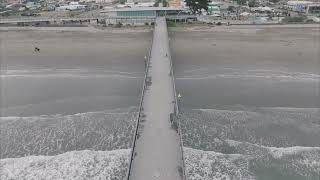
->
108, 7, 184, 12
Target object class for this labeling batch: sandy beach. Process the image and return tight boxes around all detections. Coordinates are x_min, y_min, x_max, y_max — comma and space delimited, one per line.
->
1, 27, 152, 116
170, 25, 320, 108
170, 25, 320, 179
0, 27, 151, 163
0, 23, 319, 179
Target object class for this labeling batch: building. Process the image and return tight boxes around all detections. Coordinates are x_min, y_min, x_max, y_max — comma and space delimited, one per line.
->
108, 7, 184, 17
286, 1, 313, 12
208, 2, 221, 15
5, 3, 25, 11
25, 2, 42, 10
135, 2, 155, 7
286, 1, 320, 14
306, 3, 320, 14
95, 0, 113, 3
5, 0, 22, 4
56, 2, 87, 11
168, 0, 181, 8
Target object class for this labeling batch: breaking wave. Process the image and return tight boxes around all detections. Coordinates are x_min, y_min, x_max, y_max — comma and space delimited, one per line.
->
184, 147, 255, 180
0, 68, 143, 79
176, 68, 320, 82
0, 108, 138, 159
180, 107, 320, 149
184, 145, 320, 180
0, 149, 130, 180
180, 107, 320, 179
225, 139, 320, 163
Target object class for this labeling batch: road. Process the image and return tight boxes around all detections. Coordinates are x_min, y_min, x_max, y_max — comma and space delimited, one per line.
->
129, 17, 183, 180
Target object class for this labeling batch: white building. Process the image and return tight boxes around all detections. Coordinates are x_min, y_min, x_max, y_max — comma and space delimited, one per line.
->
56, 2, 87, 11
95, 0, 113, 3
305, 3, 320, 14
286, 1, 313, 12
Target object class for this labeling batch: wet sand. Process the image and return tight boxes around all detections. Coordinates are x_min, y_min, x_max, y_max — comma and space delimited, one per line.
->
170, 25, 320, 109
0, 27, 152, 159
1, 28, 152, 116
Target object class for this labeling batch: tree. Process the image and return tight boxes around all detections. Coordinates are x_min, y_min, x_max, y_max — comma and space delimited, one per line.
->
163, 0, 169, 7
227, 5, 235, 12
154, 1, 159, 7
154, 0, 168, 7
236, 0, 246, 6
185, 0, 209, 14
269, 0, 280, 3
248, 0, 256, 7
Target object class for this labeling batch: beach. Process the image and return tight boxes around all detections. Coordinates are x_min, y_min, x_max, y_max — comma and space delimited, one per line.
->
170, 25, 320, 108
1, 27, 152, 116
0, 27, 152, 179
170, 25, 320, 180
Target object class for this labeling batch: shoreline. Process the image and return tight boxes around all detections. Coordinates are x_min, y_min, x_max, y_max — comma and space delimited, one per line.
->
0, 22, 318, 31
0, 25, 153, 33
168, 23, 320, 32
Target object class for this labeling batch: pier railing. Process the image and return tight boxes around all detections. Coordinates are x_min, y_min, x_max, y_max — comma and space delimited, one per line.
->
125, 18, 187, 180
165, 18, 187, 180
125, 28, 154, 180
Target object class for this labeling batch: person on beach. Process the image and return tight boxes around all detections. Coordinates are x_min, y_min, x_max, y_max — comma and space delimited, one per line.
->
144, 55, 147, 68
177, 93, 182, 109
34, 47, 40, 52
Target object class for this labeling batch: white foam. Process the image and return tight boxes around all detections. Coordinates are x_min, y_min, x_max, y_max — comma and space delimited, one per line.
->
195, 108, 249, 113
260, 107, 320, 113
177, 74, 320, 81
0, 69, 143, 79
193, 107, 320, 115
225, 139, 320, 159
182, 67, 209, 73
176, 69, 320, 82
0, 73, 142, 79
0, 149, 130, 180
226, 139, 320, 170
183, 147, 254, 180
184, 145, 320, 179
268, 146, 320, 159
0, 107, 138, 121
184, 146, 245, 158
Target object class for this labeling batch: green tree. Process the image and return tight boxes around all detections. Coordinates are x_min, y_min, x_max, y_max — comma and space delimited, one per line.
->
154, 0, 168, 7
269, 0, 280, 3
163, 0, 169, 7
248, 0, 256, 7
186, 0, 209, 14
236, 0, 246, 6
227, 5, 235, 12
154, 1, 159, 7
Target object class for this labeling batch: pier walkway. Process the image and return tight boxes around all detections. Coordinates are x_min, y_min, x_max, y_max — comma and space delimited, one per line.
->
128, 17, 184, 180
